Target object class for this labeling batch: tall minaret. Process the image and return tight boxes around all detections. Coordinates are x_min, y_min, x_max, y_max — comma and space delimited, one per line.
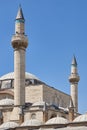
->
11, 6, 28, 106
69, 56, 80, 113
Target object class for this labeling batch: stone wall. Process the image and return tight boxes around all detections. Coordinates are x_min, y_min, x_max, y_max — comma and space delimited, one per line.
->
43, 85, 70, 108
25, 85, 43, 103
3, 111, 12, 122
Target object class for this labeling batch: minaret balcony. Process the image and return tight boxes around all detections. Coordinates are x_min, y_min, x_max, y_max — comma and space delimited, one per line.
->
11, 34, 28, 48
69, 74, 80, 83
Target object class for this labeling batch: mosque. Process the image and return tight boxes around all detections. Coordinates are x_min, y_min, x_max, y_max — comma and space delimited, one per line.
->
0, 6, 87, 130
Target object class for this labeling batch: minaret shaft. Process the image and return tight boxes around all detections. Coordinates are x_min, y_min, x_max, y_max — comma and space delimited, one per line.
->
71, 66, 77, 74
15, 22, 25, 34
14, 49, 25, 105
71, 83, 78, 112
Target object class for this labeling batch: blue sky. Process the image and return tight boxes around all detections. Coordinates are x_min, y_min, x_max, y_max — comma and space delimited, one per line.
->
0, 0, 87, 114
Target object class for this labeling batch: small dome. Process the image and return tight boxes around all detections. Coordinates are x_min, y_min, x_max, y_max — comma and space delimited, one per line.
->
45, 116, 68, 124
21, 119, 43, 126
73, 113, 87, 122
0, 122, 19, 129
32, 101, 49, 107
0, 98, 14, 105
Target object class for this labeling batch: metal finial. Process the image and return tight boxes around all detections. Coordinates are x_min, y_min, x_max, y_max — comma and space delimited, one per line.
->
19, 4, 21, 8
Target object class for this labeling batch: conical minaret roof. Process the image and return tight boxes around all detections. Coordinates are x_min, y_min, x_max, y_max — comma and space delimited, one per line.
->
72, 55, 77, 66
16, 5, 25, 20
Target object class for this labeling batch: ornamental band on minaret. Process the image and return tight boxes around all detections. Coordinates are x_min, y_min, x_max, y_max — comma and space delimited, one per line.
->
11, 6, 28, 106
69, 56, 80, 113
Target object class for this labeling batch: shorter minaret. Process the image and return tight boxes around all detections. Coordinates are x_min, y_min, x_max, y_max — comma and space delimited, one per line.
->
69, 56, 80, 113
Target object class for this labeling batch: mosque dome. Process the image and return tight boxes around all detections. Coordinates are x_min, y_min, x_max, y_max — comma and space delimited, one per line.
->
0, 72, 40, 89
21, 119, 43, 126
0, 72, 39, 80
0, 121, 19, 129
45, 116, 68, 124
0, 98, 14, 105
73, 113, 87, 122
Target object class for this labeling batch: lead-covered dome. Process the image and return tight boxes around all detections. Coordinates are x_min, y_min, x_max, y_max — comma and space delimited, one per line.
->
0, 98, 14, 105
0, 121, 19, 129
21, 119, 43, 126
45, 116, 68, 124
0, 72, 39, 80
73, 113, 87, 122
0, 72, 41, 89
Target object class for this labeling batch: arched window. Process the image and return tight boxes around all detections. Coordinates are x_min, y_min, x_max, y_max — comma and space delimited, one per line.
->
50, 114, 56, 119
31, 113, 36, 119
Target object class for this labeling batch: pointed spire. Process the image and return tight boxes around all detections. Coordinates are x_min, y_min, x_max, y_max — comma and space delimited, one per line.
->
72, 55, 77, 66
16, 5, 25, 20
